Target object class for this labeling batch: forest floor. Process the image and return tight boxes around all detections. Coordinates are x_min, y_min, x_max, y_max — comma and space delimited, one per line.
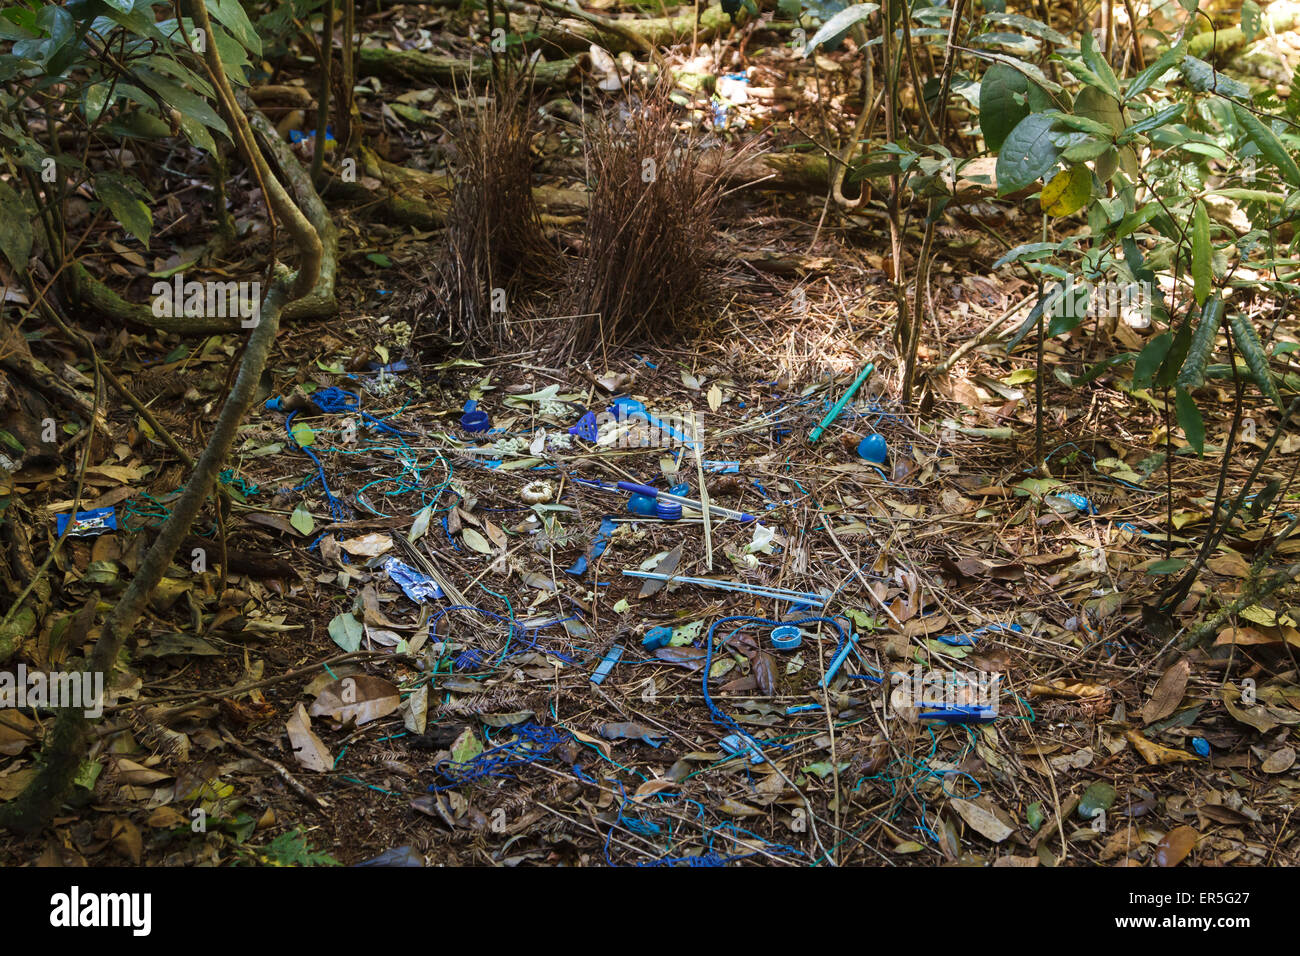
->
3, 3, 1300, 867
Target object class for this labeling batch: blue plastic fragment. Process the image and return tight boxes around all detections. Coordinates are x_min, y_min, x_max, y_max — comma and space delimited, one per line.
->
354, 845, 423, 867
288, 124, 335, 144
569, 411, 599, 442
642, 626, 673, 650
703, 460, 740, 474
936, 622, 1023, 647
590, 644, 624, 684
56, 507, 118, 538
1192, 737, 1211, 757
820, 632, 859, 688
919, 704, 998, 723
1051, 491, 1097, 514
785, 704, 822, 715
719, 733, 764, 764
566, 516, 618, 576
384, 557, 444, 603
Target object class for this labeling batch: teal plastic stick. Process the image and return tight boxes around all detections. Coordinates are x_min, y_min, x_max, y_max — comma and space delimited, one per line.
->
808, 362, 875, 443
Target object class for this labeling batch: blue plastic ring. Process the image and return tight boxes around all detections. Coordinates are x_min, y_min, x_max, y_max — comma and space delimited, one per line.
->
771, 625, 802, 650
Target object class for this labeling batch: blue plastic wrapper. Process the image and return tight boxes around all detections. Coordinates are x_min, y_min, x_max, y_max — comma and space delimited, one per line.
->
384, 557, 444, 603
353, 845, 423, 867
56, 507, 118, 538
566, 516, 618, 575
720, 733, 764, 764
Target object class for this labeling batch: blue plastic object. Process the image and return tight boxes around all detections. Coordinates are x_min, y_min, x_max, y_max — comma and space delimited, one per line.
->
719, 733, 764, 765
609, 397, 693, 445
642, 626, 673, 650
569, 410, 599, 442
627, 494, 658, 516
460, 400, 490, 433
936, 622, 1023, 647
656, 482, 688, 520
384, 557, 444, 603
56, 507, 118, 538
857, 434, 888, 464
590, 644, 624, 684
770, 625, 802, 650
919, 704, 998, 723
1192, 737, 1211, 757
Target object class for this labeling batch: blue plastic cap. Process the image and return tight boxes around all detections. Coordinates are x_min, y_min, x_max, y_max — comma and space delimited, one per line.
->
265, 397, 284, 411
857, 434, 888, 464
627, 494, 658, 516
771, 625, 802, 651
460, 409, 490, 433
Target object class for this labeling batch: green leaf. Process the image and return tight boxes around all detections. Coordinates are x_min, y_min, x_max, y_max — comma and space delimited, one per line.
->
1192, 201, 1212, 300
0, 179, 33, 274
1229, 311, 1284, 410
1178, 295, 1222, 389
1232, 102, 1300, 187
979, 63, 1033, 153
996, 112, 1063, 194
1146, 558, 1189, 574
328, 612, 363, 652
94, 172, 152, 247
1040, 164, 1091, 216
1179, 55, 1251, 100
206, 0, 261, 57
1125, 37, 1186, 101
290, 422, 316, 446
366, 252, 392, 267
290, 503, 315, 536
804, 3, 878, 55
1133, 331, 1172, 389
1175, 386, 1205, 456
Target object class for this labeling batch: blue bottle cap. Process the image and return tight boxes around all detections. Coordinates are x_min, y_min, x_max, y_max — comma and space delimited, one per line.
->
771, 625, 802, 650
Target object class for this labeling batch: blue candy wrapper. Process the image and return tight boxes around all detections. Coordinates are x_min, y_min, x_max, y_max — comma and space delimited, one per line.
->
384, 558, 444, 603
56, 508, 118, 538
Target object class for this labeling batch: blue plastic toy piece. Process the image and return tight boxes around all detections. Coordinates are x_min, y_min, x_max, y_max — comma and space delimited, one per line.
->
627, 494, 658, 516
569, 411, 599, 442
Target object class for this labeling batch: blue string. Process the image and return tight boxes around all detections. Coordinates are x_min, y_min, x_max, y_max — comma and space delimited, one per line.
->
430, 722, 572, 790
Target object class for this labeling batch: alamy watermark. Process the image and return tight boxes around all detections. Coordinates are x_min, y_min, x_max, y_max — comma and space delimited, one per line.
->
1043, 276, 1154, 329
0, 665, 104, 718
152, 274, 260, 328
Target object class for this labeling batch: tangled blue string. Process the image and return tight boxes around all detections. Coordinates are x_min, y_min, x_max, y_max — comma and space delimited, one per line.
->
429, 604, 585, 670
430, 722, 571, 790
702, 616, 848, 762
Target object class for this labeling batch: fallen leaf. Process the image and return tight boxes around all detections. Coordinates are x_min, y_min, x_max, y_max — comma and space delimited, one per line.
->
1125, 729, 1198, 765
950, 797, 1015, 843
339, 532, 393, 557
1154, 825, 1198, 866
1142, 658, 1190, 724
1262, 746, 1296, 774
309, 675, 401, 727
286, 703, 333, 772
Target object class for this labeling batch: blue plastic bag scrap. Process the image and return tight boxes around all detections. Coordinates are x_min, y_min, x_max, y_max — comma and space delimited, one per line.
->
384, 557, 444, 603
56, 507, 118, 538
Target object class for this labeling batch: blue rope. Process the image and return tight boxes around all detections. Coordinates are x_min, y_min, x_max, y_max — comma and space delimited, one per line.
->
430, 722, 571, 790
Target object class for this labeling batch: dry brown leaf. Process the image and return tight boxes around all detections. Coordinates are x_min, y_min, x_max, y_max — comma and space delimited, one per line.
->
1142, 657, 1190, 724
1125, 729, 1198, 765
1155, 825, 1199, 866
286, 703, 333, 772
